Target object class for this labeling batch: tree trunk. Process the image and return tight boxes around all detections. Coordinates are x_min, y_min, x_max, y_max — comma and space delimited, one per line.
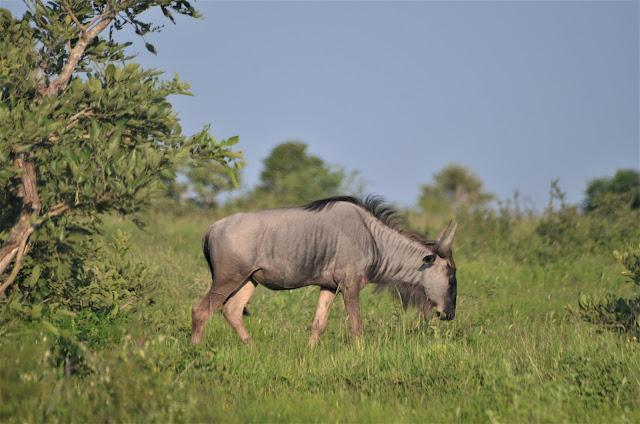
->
0, 156, 41, 295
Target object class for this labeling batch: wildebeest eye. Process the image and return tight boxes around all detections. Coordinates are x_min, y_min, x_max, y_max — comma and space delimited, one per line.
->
423, 254, 436, 264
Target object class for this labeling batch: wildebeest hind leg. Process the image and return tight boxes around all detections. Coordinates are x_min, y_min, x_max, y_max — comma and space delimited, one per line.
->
309, 287, 337, 348
191, 275, 249, 345
191, 290, 227, 345
222, 279, 258, 348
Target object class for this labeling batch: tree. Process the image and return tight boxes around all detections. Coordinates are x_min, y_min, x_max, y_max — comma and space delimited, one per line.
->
419, 164, 493, 212
233, 141, 360, 210
0, 2, 241, 305
583, 169, 640, 212
417, 184, 450, 215
168, 159, 242, 208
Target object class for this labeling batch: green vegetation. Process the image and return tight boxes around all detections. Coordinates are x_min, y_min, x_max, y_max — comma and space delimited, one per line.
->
0, 1, 241, 314
584, 169, 640, 212
578, 243, 640, 335
2, 2, 639, 422
226, 141, 363, 211
2, 174, 640, 422
419, 164, 494, 214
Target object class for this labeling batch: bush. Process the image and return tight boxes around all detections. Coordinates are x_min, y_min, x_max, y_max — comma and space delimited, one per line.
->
578, 293, 640, 333
614, 243, 640, 287
2, 228, 158, 345
578, 244, 640, 335
72, 229, 159, 315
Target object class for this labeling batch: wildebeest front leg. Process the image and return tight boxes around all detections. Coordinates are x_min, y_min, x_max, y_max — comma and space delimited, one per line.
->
342, 286, 363, 340
222, 280, 257, 348
309, 287, 337, 348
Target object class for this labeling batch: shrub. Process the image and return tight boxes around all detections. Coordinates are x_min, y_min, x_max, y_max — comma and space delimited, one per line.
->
72, 229, 159, 315
578, 244, 640, 335
14, 228, 158, 316
614, 243, 640, 287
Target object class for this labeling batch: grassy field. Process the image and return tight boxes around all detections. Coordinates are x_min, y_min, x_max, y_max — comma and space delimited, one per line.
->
2, 209, 639, 423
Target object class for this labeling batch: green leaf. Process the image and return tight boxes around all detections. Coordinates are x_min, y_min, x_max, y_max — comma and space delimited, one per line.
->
144, 42, 157, 55
41, 320, 60, 337
222, 135, 240, 147
225, 164, 239, 188
30, 304, 42, 320
27, 264, 41, 288
0, 169, 16, 180
106, 64, 115, 82
55, 308, 78, 318
9, 299, 25, 313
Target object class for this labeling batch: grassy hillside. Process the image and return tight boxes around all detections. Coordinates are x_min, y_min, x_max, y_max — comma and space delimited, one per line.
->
2, 208, 639, 422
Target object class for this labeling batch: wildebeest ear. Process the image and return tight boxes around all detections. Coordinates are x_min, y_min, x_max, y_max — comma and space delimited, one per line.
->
423, 254, 436, 264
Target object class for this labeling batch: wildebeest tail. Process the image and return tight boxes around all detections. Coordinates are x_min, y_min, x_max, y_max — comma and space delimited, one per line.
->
202, 226, 251, 316
202, 227, 215, 276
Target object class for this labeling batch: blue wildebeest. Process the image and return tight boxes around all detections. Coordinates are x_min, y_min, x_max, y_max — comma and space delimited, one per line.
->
191, 196, 459, 348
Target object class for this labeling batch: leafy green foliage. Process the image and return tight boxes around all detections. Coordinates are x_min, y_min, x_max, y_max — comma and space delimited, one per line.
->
0, 3, 241, 314
577, 244, 640, 335
578, 292, 639, 333
228, 141, 363, 210
614, 244, 640, 287
419, 164, 494, 214
71, 229, 158, 315
584, 169, 640, 212
168, 156, 243, 208
576, 244, 640, 335
443, 179, 640, 265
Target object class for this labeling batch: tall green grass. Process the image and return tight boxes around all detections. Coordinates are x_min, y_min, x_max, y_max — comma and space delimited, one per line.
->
2, 209, 640, 422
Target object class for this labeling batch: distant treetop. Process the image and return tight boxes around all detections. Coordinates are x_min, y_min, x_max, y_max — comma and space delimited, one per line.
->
583, 169, 640, 212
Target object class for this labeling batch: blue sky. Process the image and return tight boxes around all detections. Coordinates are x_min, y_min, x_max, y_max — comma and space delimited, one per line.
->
3, 1, 639, 210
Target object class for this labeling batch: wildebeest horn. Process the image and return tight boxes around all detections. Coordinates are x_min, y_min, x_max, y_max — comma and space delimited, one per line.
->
437, 220, 459, 257
435, 220, 451, 244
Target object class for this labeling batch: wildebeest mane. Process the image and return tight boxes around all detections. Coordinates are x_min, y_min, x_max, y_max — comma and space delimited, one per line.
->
303, 195, 438, 247
303, 195, 404, 231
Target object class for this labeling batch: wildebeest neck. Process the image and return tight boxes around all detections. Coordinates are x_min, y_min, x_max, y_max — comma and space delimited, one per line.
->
366, 216, 427, 287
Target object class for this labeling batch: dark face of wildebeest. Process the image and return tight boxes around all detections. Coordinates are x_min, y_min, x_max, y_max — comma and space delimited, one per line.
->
420, 221, 458, 320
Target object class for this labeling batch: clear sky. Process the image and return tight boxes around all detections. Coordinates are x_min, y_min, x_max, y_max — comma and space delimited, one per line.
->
3, 1, 639, 210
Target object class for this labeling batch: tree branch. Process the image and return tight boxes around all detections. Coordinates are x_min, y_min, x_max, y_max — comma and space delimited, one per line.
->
0, 227, 34, 296
0, 157, 42, 284
39, 9, 117, 97
0, 248, 19, 279
64, 3, 86, 33
84, 10, 108, 34
45, 203, 71, 219
66, 107, 95, 129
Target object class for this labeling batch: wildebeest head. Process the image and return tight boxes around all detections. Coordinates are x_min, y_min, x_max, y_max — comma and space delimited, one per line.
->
420, 221, 459, 320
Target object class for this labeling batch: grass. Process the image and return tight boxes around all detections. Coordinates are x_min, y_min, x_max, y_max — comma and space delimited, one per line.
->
2, 209, 640, 422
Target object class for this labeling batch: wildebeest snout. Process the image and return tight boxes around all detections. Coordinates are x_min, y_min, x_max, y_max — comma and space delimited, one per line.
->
436, 303, 456, 320
440, 310, 455, 320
